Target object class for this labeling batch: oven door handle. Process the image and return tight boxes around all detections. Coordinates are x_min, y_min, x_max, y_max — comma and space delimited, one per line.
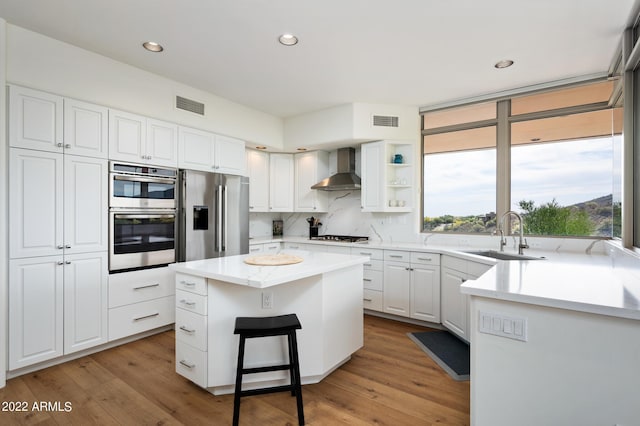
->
113, 175, 176, 185
113, 214, 175, 220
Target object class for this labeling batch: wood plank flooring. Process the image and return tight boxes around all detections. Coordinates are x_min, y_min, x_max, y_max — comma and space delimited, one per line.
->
0, 315, 469, 425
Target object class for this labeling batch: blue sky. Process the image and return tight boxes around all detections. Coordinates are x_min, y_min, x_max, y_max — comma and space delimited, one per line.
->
423, 136, 619, 217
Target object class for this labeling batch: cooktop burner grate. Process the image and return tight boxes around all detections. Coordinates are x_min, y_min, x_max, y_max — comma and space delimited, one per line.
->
310, 235, 369, 243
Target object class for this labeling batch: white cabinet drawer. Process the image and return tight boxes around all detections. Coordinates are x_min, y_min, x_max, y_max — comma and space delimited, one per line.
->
264, 242, 281, 252
108, 267, 175, 308
363, 269, 383, 291
363, 289, 383, 312
108, 296, 175, 341
176, 273, 207, 296
175, 309, 207, 351
351, 247, 383, 260
248, 244, 264, 254
384, 250, 410, 262
176, 289, 207, 315
363, 259, 383, 271
410, 252, 440, 266
176, 341, 207, 388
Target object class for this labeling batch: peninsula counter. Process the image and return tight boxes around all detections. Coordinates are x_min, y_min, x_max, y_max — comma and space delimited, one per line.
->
169, 250, 368, 395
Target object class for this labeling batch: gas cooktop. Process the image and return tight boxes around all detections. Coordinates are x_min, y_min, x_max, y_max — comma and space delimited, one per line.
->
310, 235, 369, 243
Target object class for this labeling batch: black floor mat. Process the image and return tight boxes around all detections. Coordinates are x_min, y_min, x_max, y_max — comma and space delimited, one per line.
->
408, 331, 470, 381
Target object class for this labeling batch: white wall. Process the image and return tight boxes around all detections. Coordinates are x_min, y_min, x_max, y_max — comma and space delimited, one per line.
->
6, 24, 283, 148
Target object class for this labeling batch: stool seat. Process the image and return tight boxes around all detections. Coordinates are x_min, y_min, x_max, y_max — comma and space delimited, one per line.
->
232, 313, 304, 426
234, 314, 301, 337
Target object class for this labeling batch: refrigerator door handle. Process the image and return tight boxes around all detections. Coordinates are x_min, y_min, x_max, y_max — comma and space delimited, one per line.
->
216, 184, 223, 252
223, 185, 228, 251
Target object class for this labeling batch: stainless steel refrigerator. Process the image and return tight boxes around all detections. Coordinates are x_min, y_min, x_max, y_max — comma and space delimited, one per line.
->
178, 169, 249, 261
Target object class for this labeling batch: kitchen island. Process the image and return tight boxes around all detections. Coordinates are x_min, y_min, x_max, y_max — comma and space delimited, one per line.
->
461, 256, 640, 426
169, 250, 368, 395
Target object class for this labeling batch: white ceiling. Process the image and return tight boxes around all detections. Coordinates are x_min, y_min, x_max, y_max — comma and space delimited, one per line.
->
0, 0, 637, 118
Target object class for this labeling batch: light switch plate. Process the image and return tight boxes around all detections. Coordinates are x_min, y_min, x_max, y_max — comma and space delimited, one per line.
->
479, 311, 527, 342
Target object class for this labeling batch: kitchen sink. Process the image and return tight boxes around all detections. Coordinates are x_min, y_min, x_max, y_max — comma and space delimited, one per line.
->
464, 250, 545, 261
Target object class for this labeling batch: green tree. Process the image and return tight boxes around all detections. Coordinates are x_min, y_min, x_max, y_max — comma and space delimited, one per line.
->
518, 199, 594, 236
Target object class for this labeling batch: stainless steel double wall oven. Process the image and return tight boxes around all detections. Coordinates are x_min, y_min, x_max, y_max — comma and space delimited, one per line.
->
109, 162, 177, 272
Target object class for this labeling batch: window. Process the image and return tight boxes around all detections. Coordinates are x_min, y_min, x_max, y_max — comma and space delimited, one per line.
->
422, 80, 621, 238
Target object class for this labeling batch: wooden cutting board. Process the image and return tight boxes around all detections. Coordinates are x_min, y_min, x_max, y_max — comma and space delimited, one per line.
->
244, 254, 304, 266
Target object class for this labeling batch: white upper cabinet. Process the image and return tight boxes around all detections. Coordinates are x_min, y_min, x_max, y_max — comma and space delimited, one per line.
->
9, 85, 63, 153
246, 149, 270, 212
109, 109, 178, 167
269, 153, 294, 212
294, 151, 329, 212
179, 126, 245, 175
64, 98, 108, 158
361, 140, 414, 212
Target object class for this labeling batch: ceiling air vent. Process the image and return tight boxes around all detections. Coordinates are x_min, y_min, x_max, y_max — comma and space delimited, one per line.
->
176, 96, 205, 115
372, 115, 399, 127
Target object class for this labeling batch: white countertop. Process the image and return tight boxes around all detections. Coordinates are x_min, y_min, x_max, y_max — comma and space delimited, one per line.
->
169, 250, 369, 288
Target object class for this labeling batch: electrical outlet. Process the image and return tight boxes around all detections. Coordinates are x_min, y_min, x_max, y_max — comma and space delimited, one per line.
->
262, 292, 273, 309
479, 311, 527, 342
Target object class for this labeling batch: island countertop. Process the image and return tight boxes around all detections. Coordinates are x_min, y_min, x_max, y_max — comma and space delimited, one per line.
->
169, 250, 369, 288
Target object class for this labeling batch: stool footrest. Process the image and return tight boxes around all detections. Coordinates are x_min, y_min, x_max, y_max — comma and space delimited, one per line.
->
240, 384, 296, 398
242, 364, 291, 374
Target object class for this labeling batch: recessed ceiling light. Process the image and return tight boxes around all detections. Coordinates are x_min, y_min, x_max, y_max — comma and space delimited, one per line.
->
143, 41, 164, 52
278, 34, 298, 46
256, 146, 268, 150
494, 60, 514, 69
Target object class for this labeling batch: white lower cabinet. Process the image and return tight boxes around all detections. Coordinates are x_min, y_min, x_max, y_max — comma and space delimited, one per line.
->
107, 267, 176, 341
441, 256, 491, 342
175, 272, 209, 388
383, 251, 440, 322
9, 252, 108, 369
352, 247, 384, 312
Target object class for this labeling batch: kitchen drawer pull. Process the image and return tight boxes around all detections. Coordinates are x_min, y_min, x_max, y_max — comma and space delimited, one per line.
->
179, 360, 195, 369
389, 255, 403, 258
363, 298, 373, 302
133, 283, 160, 290
360, 252, 372, 255
364, 263, 372, 267
133, 312, 159, 322
179, 325, 195, 334
417, 257, 432, 261
363, 278, 372, 282
180, 299, 196, 307
180, 280, 196, 287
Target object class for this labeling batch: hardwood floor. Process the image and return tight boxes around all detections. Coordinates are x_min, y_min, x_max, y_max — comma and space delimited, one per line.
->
0, 315, 469, 425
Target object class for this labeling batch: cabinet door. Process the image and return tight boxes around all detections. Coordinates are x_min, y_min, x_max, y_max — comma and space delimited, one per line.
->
410, 265, 441, 323
64, 98, 108, 158
441, 267, 468, 341
9, 85, 63, 152
383, 261, 411, 317
147, 118, 178, 167
269, 154, 294, 212
108, 109, 147, 163
246, 149, 270, 212
9, 256, 64, 370
215, 135, 245, 175
360, 141, 384, 211
178, 126, 215, 171
294, 151, 329, 212
9, 149, 64, 259
64, 155, 108, 254
64, 252, 108, 354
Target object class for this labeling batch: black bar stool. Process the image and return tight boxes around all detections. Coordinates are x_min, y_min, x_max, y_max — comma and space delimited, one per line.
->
232, 314, 304, 426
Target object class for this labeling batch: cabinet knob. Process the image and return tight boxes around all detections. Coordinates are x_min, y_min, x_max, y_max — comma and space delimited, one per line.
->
64, 144, 71, 149
57, 245, 64, 249
57, 143, 64, 148
65, 261, 71, 265
57, 261, 64, 265
65, 244, 71, 249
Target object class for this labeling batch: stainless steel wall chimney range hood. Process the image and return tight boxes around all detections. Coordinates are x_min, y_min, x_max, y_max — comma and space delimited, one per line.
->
311, 147, 361, 191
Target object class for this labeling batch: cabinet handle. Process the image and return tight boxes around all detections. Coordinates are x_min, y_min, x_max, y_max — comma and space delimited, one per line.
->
133, 283, 160, 290
249, 206, 254, 209
65, 244, 71, 249
363, 298, 373, 302
390, 255, 403, 258
56, 143, 63, 148
360, 252, 372, 256
57, 245, 64, 249
64, 144, 71, 149
364, 263, 372, 267
57, 261, 64, 265
417, 257, 432, 261
363, 278, 372, 282
180, 280, 196, 287
65, 261, 71, 265
133, 312, 159, 321
179, 325, 195, 334
180, 299, 196, 307
179, 360, 195, 369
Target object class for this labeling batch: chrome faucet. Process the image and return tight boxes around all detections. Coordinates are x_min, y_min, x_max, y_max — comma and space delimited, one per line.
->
497, 211, 529, 255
